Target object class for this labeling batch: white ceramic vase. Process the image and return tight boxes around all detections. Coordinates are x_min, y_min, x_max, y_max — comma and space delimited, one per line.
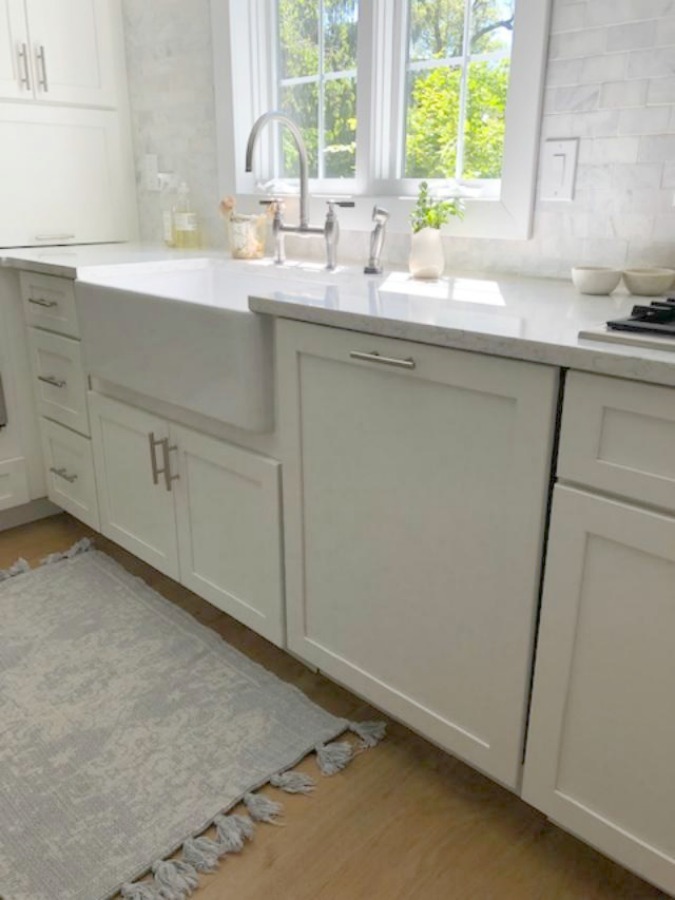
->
409, 227, 445, 279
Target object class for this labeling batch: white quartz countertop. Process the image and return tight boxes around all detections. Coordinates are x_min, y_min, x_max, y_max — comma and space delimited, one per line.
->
3, 243, 675, 387
247, 267, 675, 388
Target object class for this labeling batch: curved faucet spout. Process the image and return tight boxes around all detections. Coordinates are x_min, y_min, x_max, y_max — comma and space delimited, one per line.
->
245, 111, 309, 228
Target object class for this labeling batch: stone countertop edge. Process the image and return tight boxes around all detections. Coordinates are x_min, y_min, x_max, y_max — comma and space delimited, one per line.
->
248, 293, 675, 389
1, 244, 674, 388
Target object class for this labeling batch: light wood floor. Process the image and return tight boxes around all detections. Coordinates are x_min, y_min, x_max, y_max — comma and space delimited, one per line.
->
1, 513, 667, 900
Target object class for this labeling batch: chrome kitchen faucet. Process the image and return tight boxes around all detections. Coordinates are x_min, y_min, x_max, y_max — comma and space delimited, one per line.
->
245, 111, 354, 270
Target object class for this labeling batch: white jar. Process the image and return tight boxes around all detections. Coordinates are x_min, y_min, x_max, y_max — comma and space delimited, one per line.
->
409, 227, 444, 279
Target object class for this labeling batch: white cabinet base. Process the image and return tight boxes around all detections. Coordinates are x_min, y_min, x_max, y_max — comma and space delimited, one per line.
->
41, 418, 99, 530
89, 393, 179, 578
173, 425, 284, 646
523, 486, 675, 897
0, 456, 29, 510
278, 321, 558, 789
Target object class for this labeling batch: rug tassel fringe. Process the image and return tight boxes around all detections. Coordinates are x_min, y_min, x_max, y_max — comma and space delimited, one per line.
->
270, 770, 316, 794
119, 724, 385, 897
315, 740, 353, 775
213, 812, 255, 852
182, 835, 223, 872
0, 558, 30, 581
40, 537, 93, 566
152, 859, 199, 900
244, 791, 284, 824
350, 720, 387, 749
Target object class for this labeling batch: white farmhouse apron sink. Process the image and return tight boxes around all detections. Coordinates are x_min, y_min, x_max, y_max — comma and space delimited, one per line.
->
75, 257, 327, 432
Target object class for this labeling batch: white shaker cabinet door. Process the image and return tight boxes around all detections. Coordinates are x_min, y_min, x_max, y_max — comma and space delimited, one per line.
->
89, 393, 179, 579
0, 0, 31, 99
24, 0, 117, 106
0, 105, 135, 247
172, 425, 284, 647
278, 321, 558, 789
523, 486, 675, 897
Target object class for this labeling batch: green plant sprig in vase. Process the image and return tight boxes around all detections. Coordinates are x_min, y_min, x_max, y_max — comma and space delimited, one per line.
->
409, 181, 464, 279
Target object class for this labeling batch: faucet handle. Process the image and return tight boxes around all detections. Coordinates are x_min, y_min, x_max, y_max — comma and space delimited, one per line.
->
326, 199, 355, 214
259, 197, 284, 209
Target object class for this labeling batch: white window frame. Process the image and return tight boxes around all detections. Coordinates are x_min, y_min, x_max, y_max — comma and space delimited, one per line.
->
211, 0, 552, 239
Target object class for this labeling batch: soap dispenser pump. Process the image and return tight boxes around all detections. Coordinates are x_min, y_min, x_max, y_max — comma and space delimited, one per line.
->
173, 182, 201, 249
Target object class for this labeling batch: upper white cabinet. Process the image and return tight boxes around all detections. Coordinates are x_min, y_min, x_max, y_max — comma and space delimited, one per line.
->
0, 104, 135, 246
278, 321, 558, 789
0, 0, 118, 107
0, 0, 136, 246
523, 486, 675, 897
0, 0, 29, 100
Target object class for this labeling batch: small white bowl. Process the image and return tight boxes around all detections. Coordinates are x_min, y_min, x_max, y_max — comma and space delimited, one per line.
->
622, 268, 675, 297
571, 266, 622, 295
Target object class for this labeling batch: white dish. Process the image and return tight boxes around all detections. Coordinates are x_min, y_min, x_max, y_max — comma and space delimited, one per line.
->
622, 268, 675, 297
571, 266, 622, 296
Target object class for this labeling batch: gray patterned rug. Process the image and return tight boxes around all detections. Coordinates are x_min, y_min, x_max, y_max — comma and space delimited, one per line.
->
0, 543, 383, 900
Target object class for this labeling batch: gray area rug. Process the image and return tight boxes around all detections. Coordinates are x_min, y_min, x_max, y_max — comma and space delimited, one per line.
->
0, 544, 383, 900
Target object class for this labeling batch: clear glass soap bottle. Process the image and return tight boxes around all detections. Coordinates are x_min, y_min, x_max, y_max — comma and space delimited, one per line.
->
173, 182, 201, 250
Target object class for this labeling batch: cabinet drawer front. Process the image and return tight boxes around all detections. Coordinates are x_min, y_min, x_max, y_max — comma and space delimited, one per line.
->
41, 417, 98, 530
29, 328, 89, 436
0, 457, 30, 512
559, 372, 675, 513
523, 486, 675, 896
20, 272, 79, 337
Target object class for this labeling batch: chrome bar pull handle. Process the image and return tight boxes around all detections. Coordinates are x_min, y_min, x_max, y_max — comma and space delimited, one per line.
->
28, 296, 58, 309
38, 374, 66, 388
162, 442, 179, 491
35, 234, 76, 243
50, 466, 77, 484
18, 43, 31, 89
349, 350, 416, 370
148, 432, 165, 486
35, 44, 48, 91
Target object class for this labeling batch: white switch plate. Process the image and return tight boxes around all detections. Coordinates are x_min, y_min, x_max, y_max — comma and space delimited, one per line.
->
541, 138, 579, 201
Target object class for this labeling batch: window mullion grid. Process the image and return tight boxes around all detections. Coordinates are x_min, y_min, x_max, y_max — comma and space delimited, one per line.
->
455, 0, 474, 182
318, 0, 325, 180
272, 0, 281, 181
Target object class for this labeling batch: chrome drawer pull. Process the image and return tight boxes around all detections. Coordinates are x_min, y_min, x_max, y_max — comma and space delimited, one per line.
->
50, 466, 77, 484
35, 234, 76, 242
17, 43, 31, 89
349, 350, 416, 370
148, 432, 165, 485
28, 297, 58, 308
148, 433, 179, 491
36, 44, 48, 92
162, 441, 179, 492
38, 375, 66, 388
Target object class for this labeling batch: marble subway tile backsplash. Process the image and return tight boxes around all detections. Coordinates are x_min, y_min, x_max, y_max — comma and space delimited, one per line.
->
121, 0, 675, 279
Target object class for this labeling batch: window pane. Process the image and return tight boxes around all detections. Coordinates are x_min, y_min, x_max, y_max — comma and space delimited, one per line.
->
279, 82, 319, 178
324, 0, 358, 73
470, 0, 515, 55
404, 67, 461, 178
278, 0, 319, 78
324, 76, 357, 177
463, 59, 509, 179
408, 0, 466, 61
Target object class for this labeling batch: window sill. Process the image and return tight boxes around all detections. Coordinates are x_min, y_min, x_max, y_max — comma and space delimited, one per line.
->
234, 191, 530, 241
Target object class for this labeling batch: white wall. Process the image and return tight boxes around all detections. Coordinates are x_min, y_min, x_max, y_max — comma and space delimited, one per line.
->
122, 0, 675, 278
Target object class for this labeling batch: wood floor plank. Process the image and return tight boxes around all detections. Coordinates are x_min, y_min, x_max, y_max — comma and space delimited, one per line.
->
0, 513, 666, 899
